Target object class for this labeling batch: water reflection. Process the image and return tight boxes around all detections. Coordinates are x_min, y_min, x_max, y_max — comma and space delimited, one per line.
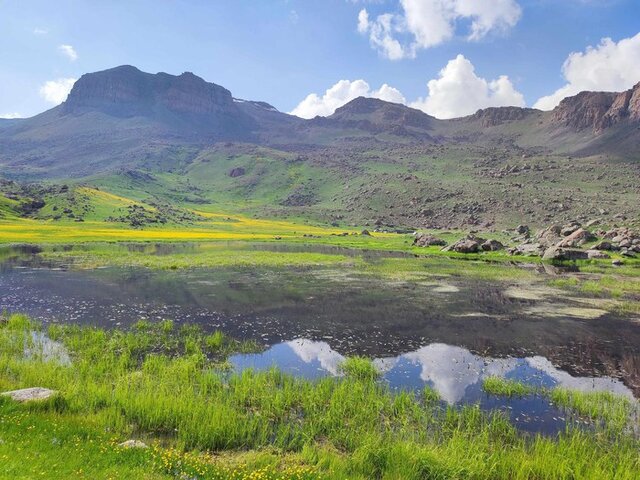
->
1, 246, 639, 400
231, 340, 634, 434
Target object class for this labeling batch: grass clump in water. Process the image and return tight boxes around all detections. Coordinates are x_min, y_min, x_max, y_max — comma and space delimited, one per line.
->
483, 376, 537, 397
549, 388, 634, 430
339, 356, 379, 382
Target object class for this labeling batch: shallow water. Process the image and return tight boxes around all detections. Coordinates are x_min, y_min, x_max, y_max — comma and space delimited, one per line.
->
1, 243, 638, 433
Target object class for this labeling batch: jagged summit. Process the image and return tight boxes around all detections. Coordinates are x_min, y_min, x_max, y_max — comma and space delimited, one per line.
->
551, 82, 640, 133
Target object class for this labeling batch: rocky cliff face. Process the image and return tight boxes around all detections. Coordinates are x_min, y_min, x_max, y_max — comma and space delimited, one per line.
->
63, 65, 236, 118
468, 107, 538, 127
551, 82, 640, 133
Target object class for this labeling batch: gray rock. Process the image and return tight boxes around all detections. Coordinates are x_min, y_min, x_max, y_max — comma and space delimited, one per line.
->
561, 223, 581, 236
1, 387, 57, 402
535, 225, 563, 247
118, 440, 148, 449
481, 239, 504, 251
592, 240, 615, 251
413, 233, 447, 247
542, 246, 589, 261
556, 228, 595, 248
442, 236, 484, 253
511, 243, 545, 256
228, 167, 245, 178
586, 250, 610, 259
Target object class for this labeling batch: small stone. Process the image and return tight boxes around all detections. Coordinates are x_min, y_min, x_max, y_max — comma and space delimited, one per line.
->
1, 387, 57, 402
118, 440, 148, 449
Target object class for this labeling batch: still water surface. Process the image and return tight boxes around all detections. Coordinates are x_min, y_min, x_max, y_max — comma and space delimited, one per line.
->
1, 244, 638, 433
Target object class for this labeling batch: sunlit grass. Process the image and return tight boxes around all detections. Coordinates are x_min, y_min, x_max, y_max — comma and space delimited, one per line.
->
1, 314, 638, 479
482, 377, 537, 397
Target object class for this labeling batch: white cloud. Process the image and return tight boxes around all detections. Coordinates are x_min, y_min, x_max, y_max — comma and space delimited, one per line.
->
290, 79, 406, 118
0, 112, 22, 119
291, 55, 523, 120
410, 54, 525, 119
358, 0, 522, 60
58, 44, 78, 61
534, 33, 640, 110
39, 78, 77, 105
33, 27, 48, 35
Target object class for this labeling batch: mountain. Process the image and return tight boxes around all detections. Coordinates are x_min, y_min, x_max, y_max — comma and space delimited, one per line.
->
0, 66, 296, 177
0, 66, 638, 229
551, 82, 640, 133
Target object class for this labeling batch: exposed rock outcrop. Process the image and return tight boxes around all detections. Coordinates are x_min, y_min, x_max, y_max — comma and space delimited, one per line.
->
413, 233, 447, 247
551, 82, 640, 133
469, 107, 538, 127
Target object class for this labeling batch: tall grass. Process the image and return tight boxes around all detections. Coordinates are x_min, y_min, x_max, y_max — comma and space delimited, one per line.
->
1, 314, 639, 479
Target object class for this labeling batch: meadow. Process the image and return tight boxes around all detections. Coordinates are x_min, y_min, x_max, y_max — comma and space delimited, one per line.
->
1, 314, 639, 480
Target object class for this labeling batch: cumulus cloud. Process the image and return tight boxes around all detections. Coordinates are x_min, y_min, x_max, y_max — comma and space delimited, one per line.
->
58, 44, 78, 61
0, 112, 22, 119
39, 78, 77, 104
534, 33, 640, 110
291, 56, 523, 119
358, 0, 522, 60
410, 55, 525, 118
290, 79, 406, 118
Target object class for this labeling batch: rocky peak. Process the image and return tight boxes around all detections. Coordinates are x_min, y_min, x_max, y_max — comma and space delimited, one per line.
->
551, 82, 640, 133
328, 97, 435, 131
468, 107, 538, 127
63, 65, 235, 117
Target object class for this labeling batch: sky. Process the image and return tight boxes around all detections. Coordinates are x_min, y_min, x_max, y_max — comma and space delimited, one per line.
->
1, 0, 640, 120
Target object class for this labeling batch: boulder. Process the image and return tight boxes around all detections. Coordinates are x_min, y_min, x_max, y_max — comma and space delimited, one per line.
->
535, 225, 563, 247
413, 233, 447, 247
542, 246, 589, 261
586, 250, 610, 259
360, 229, 372, 236
561, 223, 581, 237
556, 228, 596, 248
510, 243, 545, 256
118, 440, 148, 449
481, 239, 504, 251
515, 225, 530, 236
1, 387, 57, 402
592, 240, 616, 251
442, 236, 484, 253
228, 167, 246, 178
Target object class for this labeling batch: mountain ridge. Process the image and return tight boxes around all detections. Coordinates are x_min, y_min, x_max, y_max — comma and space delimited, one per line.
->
0, 65, 638, 231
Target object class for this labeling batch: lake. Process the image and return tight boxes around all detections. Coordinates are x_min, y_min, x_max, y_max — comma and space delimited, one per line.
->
1, 243, 638, 434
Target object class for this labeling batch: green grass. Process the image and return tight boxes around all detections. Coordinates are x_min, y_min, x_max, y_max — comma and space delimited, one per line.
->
482, 377, 636, 432
482, 377, 537, 397
1, 314, 639, 479
549, 388, 634, 431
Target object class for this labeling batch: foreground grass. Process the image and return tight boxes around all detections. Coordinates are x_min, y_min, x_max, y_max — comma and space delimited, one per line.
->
1, 315, 639, 479
482, 377, 636, 431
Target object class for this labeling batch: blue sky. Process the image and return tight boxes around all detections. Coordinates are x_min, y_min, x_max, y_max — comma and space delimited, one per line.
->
1, 0, 640, 119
